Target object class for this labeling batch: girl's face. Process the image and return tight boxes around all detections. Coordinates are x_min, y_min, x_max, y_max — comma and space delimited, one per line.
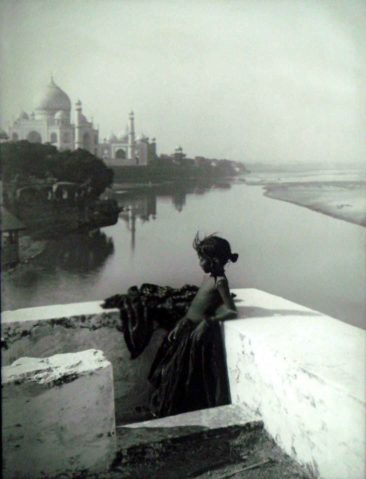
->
198, 255, 211, 273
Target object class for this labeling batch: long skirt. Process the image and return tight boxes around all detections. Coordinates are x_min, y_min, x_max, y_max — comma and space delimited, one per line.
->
148, 317, 231, 418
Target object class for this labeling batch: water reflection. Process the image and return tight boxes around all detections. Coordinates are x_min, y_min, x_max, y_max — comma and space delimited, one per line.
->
114, 180, 232, 249
3, 178, 365, 329
38, 230, 114, 273
118, 192, 157, 251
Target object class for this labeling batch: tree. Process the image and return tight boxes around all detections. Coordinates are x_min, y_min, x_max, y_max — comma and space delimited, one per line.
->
0, 141, 113, 196
52, 148, 114, 196
0, 141, 58, 182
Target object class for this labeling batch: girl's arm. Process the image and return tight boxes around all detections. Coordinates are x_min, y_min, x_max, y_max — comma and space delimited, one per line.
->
210, 277, 237, 322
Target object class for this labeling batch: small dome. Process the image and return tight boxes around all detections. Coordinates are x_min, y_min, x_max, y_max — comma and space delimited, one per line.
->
36, 77, 71, 112
79, 113, 88, 124
137, 133, 148, 142
0, 129, 9, 139
18, 111, 29, 120
54, 110, 68, 120
118, 133, 128, 142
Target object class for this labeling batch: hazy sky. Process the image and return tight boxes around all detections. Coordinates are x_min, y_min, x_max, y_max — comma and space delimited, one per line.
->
1, 0, 365, 164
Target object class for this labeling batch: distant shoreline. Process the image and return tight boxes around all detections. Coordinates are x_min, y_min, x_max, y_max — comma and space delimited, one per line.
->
263, 181, 366, 227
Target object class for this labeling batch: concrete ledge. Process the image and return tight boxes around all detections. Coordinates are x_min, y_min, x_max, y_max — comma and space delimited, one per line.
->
226, 288, 366, 479
114, 404, 264, 477
120, 404, 262, 446
3, 290, 364, 478
124, 403, 260, 429
2, 301, 165, 423
2, 349, 116, 479
2, 301, 115, 324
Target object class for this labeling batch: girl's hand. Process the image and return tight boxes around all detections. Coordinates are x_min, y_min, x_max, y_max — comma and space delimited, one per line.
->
168, 319, 186, 342
167, 328, 177, 342
190, 319, 209, 343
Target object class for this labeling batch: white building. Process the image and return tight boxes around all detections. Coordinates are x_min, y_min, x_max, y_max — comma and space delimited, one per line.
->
98, 111, 157, 167
8, 77, 98, 155
6, 78, 157, 166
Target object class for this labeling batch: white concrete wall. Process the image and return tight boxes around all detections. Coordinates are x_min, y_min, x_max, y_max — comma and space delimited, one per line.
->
2, 349, 116, 479
225, 289, 366, 479
2, 301, 165, 424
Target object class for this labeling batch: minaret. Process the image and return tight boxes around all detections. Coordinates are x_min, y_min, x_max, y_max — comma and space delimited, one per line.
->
75, 99, 83, 149
128, 111, 136, 162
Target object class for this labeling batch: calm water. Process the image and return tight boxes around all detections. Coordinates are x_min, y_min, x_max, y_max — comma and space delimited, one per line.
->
3, 181, 365, 329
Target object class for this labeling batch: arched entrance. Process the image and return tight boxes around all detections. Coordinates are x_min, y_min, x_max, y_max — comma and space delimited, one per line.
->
115, 148, 126, 160
27, 131, 42, 143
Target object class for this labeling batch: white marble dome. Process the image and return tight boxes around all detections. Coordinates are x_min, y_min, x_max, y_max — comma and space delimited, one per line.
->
36, 78, 71, 112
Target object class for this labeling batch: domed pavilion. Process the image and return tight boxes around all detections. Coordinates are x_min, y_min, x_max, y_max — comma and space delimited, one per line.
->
7, 77, 99, 154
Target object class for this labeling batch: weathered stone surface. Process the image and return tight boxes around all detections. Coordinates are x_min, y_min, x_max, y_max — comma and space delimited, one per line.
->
109, 409, 307, 479
225, 288, 366, 479
113, 406, 264, 479
2, 301, 165, 423
2, 349, 116, 479
125, 403, 260, 428
193, 431, 311, 479
119, 404, 262, 447
3, 400, 305, 479
3, 290, 363, 478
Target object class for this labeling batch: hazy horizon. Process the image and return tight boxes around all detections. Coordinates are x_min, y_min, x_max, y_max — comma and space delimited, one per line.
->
1, 0, 365, 164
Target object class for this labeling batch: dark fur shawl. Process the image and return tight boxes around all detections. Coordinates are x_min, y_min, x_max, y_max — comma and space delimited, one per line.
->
102, 283, 198, 358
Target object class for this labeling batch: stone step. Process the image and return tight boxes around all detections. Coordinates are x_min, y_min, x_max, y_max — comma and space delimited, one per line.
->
117, 404, 261, 446
111, 405, 264, 478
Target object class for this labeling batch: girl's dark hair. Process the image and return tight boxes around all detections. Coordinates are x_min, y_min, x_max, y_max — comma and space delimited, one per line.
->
193, 233, 239, 273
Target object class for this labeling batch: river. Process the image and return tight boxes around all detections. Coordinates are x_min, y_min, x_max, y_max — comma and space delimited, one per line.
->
3, 181, 365, 329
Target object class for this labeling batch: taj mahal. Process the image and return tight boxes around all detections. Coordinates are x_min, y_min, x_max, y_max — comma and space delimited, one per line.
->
6, 78, 157, 167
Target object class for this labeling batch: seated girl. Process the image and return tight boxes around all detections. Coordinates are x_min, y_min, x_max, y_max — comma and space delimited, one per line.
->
148, 233, 239, 417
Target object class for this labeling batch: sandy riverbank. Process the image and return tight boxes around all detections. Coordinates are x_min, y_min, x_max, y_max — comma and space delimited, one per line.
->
263, 181, 366, 227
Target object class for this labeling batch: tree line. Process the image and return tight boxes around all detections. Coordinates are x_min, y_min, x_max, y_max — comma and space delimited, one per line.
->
0, 141, 246, 193
0, 141, 114, 196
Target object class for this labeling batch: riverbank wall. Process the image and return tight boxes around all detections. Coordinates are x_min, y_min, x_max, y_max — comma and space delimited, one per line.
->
2, 289, 365, 478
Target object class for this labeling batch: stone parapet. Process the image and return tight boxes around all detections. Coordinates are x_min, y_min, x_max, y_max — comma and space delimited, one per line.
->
2, 301, 165, 423
225, 288, 366, 479
2, 290, 364, 478
2, 349, 116, 479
